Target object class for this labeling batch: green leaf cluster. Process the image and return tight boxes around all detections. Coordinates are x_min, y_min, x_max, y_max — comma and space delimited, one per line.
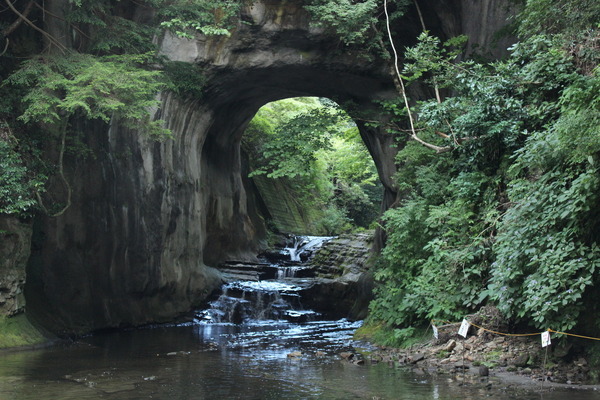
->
0, 138, 45, 216
304, 0, 410, 58
5, 52, 169, 138
156, 0, 241, 38
304, 0, 379, 46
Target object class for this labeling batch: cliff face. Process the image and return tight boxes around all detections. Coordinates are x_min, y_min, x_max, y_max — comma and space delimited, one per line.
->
0, 217, 31, 317
20, 0, 514, 334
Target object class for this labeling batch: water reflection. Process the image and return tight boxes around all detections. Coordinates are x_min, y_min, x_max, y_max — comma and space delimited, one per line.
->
2, 322, 600, 399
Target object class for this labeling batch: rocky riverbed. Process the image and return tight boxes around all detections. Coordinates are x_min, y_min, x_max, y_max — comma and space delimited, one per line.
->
345, 313, 600, 394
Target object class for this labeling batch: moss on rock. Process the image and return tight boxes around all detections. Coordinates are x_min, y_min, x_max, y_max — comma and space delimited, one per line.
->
0, 314, 46, 349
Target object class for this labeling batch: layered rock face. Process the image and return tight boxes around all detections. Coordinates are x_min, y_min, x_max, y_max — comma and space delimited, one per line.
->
22, 0, 514, 334
304, 232, 376, 320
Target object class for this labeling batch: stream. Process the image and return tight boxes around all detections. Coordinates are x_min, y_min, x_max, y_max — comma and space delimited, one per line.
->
2, 237, 600, 399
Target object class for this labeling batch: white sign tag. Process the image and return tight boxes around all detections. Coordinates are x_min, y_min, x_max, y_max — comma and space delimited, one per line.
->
458, 319, 470, 338
432, 324, 439, 339
541, 331, 551, 347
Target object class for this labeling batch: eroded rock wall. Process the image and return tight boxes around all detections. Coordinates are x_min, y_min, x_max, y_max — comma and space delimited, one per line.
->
0, 217, 32, 317
304, 232, 375, 320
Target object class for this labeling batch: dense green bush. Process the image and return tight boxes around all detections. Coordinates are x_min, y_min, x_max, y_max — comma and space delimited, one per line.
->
369, 16, 600, 334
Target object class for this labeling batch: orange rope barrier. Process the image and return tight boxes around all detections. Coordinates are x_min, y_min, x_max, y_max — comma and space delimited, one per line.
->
430, 319, 600, 342
467, 320, 542, 337
548, 329, 600, 341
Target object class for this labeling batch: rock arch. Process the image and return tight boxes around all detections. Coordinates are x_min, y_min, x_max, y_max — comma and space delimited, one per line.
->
25, 0, 514, 334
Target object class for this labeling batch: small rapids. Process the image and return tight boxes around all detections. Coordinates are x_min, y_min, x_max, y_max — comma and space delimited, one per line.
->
284, 235, 335, 262
198, 235, 333, 325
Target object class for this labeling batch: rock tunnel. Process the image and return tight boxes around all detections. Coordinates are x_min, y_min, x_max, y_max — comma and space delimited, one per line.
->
22, 0, 515, 335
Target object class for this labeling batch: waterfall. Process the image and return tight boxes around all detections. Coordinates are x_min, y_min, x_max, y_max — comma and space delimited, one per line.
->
199, 236, 335, 324
284, 235, 334, 262
197, 281, 312, 324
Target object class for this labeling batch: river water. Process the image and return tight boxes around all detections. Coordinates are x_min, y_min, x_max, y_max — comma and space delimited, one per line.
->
2, 238, 600, 399
2, 320, 600, 399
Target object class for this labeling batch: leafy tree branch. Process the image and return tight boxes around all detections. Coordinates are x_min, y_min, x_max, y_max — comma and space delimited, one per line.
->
383, 0, 450, 153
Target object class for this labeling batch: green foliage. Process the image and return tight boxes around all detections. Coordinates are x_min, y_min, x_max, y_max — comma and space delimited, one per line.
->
65, 0, 158, 54
517, 0, 600, 37
488, 169, 600, 331
304, 0, 379, 45
485, 67, 600, 331
371, 153, 496, 327
163, 61, 207, 99
369, 14, 600, 334
314, 204, 352, 235
244, 97, 381, 233
157, 0, 241, 38
304, 0, 410, 58
249, 105, 342, 179
355, 320, 427, 348
66, 0, 241, 51
5, 52, 169, 138
0, 138, 45, 216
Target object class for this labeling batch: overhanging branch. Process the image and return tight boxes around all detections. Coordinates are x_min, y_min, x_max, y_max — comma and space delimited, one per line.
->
383, 0, 452, 153
4, 0, 66, 52
1, 0, 34, 37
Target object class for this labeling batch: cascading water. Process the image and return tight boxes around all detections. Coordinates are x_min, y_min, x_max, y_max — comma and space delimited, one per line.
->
197, 235, 334, 325
197, 280, 317, 323
284, 235, 335, 262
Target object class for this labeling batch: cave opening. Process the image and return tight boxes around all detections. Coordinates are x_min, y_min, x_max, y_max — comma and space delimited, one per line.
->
241, 96, 383, 237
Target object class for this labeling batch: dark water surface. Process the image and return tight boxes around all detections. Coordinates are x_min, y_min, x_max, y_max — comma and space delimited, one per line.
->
2, 320, 600, 400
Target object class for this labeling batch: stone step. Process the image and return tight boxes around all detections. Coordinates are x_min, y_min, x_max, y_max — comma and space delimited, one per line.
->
218, 262, 279, 281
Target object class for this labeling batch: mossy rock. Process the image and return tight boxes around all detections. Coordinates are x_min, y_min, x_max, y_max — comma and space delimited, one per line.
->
0, 314, 46, 349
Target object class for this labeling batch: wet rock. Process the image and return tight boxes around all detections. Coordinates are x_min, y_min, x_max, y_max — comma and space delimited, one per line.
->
575, 357, 588, 367
217, 262, 281, 281
512, 353, 529, 367
409, 353, 425, 364
287, 351, 303, 358
339, 352, 354, 360
454, 362, 469, 370
302, 233, 374, 320
553, 342, 572, 358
